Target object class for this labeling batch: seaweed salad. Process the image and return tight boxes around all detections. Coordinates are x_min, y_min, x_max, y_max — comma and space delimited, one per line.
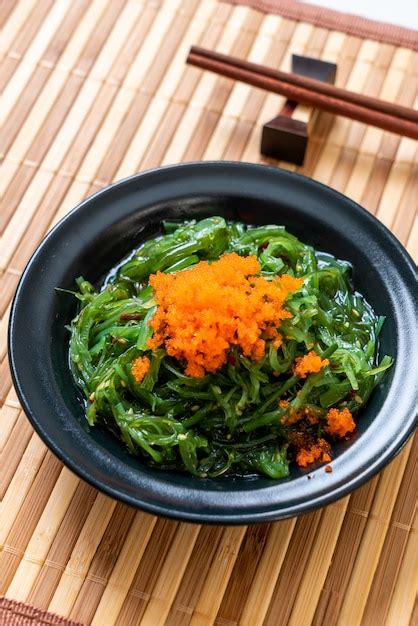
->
68, 217, 392, 478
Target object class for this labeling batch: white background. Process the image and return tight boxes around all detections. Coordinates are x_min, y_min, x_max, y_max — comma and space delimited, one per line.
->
302, 0, 418, 29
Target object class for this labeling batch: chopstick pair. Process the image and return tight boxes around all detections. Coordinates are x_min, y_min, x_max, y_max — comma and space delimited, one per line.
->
187, 46, 418, 140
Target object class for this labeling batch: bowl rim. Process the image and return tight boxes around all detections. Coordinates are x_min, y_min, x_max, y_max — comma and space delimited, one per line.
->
8, 160, 418, 524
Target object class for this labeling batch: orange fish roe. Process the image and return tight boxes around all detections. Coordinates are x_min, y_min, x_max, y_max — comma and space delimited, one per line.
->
325, 407, 356, 438
296, 438, 331, 468
293, 350, 329, 378
280, 405, 320, 426
306, 413, 319, 425
264, 326, 283, 349
131, 356, 150, 384
281, 409, 302, 426
148, 253, 303, 378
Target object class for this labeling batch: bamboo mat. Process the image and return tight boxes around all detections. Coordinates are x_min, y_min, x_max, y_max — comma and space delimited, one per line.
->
1, 1, 417, 625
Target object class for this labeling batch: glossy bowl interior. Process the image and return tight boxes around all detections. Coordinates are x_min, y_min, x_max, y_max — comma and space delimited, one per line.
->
9, 162, 417, 523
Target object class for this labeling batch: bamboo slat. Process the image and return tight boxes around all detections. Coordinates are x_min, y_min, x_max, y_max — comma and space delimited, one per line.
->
1, 2, 417, 625
165, 526, 227, 625
137, 523, 201, 625
0, 0, 39, 51
67, 504, 138, 623
0, 404, 20, 451
90, 513, 157, 626
26, 482, 98, 609
239, 519, 296, 625
0, 435, 47, 543
6, 469, 81, 602
47, 494, 117, 615
338, 440, 413, 625
115, 519, 180, 624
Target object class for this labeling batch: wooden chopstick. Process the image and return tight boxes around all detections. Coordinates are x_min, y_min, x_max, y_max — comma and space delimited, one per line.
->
190, 46, 418, 123
187, 47, 418, 140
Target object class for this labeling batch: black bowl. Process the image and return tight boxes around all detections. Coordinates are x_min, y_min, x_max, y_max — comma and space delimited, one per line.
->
8, 162, 417, 524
